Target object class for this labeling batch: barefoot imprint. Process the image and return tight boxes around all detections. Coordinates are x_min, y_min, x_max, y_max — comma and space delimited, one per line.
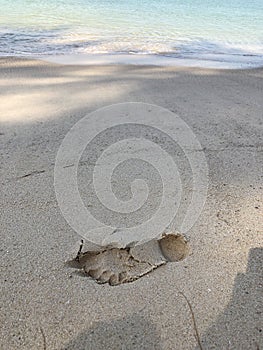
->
69, 233, 189, 286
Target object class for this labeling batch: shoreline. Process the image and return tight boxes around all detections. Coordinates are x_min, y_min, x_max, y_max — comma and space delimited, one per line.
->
1, 52, 263, 70
42, 53, 263, 70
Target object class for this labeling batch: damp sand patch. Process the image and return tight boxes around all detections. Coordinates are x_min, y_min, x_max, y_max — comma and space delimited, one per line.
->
68, 233, 189, 286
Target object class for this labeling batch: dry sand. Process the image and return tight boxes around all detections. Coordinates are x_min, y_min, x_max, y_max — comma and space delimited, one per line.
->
0, 57, 262, 349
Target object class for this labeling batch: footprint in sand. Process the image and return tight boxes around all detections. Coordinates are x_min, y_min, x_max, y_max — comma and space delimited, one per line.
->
69, 233, 189, 286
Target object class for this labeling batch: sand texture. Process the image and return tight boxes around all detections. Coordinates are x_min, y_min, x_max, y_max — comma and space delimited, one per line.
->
0, 58, 262, 350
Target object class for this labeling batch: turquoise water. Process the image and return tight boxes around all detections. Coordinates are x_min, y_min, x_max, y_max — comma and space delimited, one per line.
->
0, 0, 263, 67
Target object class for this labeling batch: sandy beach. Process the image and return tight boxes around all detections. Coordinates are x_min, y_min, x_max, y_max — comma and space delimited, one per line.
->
0, 57, 262, 349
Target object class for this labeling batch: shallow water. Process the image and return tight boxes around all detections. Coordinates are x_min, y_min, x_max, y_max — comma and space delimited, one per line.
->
0, 0, 263, 67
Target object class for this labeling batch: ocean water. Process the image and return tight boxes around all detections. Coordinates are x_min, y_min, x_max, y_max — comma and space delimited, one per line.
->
0, 0, 263, 67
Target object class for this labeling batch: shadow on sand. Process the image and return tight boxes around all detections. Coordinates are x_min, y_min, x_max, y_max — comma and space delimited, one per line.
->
63, 313, 162, 350
196, 247, 263, 350
63, 248, 262, 350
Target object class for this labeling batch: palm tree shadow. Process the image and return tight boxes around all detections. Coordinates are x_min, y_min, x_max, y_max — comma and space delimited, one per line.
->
63, 313, 162, 350
196, 247, 263, 350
